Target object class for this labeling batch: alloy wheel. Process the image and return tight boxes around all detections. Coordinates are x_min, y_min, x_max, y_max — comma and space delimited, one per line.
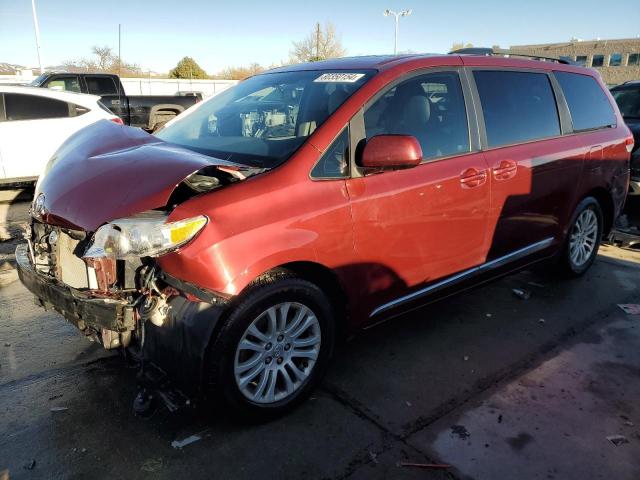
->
234, 302, 321, 404
569, 208, 599, 267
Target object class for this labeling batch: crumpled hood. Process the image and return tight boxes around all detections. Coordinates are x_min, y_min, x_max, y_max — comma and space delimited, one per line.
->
35, 120, 241, 231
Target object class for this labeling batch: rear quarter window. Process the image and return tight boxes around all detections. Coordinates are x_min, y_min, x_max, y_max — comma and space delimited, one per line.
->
555, 72, 616, 132
3, 93, 71, 121
86, 76, 118, 95
473, 70, 561, 148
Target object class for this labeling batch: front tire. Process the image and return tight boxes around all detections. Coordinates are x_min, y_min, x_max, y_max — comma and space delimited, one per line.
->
206, 273, 335, 419
559, 197, 603, 277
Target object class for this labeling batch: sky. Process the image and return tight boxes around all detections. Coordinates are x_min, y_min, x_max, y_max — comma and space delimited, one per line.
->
1, 0, 639, 74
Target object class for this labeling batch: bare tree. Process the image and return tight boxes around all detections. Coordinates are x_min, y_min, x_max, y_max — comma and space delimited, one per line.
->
450, 42, 474, 52
61, 45, 141, 76
91, 45, 114, 70
290, 22, 346, 63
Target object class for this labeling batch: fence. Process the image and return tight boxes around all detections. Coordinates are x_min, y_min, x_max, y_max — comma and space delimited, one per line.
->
0, 75, 238, 98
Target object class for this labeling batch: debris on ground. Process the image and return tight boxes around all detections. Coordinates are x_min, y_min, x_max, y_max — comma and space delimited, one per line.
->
140, 458, 164, 473
4, 343, 10, 347
486, 313, 492, 317
451, 425, 470, 440
50, 407, 68, 412
23, 459, 36, 470
463, 356, 469, 361
405, 401, 412, 407
618, 304, 640, 315
538, 318, 546, 324
171, 434, 203, 449
498, 414, 503, 424
512, 288, 531, 300
527, 281, 546, 288
606, 435, 630, 446
399, 462, 450, 469
369, 450, 379, 464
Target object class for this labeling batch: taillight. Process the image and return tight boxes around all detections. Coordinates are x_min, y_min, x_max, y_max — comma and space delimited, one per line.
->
110, 117, 124, 125
625, 136, 635, 153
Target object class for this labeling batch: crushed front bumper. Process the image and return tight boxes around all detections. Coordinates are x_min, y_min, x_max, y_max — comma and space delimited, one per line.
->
15, 244, 135, 334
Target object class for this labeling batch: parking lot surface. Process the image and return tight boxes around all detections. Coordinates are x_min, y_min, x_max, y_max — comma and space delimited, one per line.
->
1, 193, 640, 479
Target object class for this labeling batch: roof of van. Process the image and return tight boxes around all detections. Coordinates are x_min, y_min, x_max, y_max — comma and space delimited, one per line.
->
267, 53, 596, 76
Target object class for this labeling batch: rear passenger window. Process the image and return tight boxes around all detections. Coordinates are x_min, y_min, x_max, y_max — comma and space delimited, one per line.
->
364, 71, 470, 160
474, 71, 560, 148
554, 72, 616, 132
86, 76, 118, 95
3, 93, 71, 121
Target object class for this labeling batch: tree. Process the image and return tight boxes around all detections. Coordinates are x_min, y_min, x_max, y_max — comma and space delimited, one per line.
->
169, 57, 208, 79
290, 22, 346, 63
61, 45, 141, 76
213, 62, 265, 80
451, 42, 474, 52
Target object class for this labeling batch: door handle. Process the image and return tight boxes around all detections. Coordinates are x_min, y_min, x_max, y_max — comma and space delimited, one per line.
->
460, 168, 487, 189
492, 160, 517, 180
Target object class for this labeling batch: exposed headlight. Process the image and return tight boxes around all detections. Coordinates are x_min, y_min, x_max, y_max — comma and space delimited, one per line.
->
83, 213, 207, 260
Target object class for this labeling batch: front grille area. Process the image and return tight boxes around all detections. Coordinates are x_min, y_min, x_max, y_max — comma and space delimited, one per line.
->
30, 220, 95, 290
55, 231, 94, 289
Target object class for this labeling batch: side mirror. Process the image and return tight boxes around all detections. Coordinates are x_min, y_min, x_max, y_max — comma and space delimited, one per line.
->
359, 135, 422, 170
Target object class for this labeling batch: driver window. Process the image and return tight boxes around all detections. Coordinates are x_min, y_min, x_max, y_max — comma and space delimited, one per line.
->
364, 71, 470, 160
47, 76, 81, 93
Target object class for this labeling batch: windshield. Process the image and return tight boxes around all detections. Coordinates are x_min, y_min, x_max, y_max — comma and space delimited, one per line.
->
29, 74, 48, 87
612, 87, 640, 119
156, 69, 374, 168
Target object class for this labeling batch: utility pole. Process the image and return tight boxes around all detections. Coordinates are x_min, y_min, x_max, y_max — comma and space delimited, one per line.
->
383, 9, 412, 55
30, 0, 44, 74
118, 24, 122, 76
316, 22, 321, 60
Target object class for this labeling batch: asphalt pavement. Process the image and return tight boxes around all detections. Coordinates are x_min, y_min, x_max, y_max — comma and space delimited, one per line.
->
1, 191, 640, 480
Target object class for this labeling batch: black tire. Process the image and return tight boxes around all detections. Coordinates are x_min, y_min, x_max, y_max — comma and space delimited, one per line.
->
205, 272, 335, 419
558, 196, 603, 277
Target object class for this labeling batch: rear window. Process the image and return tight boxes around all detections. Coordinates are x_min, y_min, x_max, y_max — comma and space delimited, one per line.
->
474, 70, 560, 148
86, 76, 118, 95
2, 93, 71, 121
555, 72, 616, 131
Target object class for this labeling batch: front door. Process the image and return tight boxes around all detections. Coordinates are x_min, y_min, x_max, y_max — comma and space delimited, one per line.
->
346, 70, 491, 316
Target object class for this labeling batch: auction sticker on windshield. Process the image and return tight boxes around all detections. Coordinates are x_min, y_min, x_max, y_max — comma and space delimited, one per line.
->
314, 73, 366, 83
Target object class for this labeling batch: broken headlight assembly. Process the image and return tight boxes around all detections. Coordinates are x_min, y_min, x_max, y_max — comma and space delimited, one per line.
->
83, 213, 208, 260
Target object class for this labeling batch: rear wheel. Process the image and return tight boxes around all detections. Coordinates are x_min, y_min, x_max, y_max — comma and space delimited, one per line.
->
206, 274, 335, 418
559, 197, 603, 276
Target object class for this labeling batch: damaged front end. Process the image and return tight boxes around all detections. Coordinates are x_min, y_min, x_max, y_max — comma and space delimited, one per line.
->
17, 122, 264, 406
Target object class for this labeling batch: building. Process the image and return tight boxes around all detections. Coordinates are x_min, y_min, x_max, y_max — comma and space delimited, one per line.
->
509, 38, 640, 85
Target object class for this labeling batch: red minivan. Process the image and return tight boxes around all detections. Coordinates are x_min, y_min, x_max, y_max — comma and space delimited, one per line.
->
18, 52, 633, 416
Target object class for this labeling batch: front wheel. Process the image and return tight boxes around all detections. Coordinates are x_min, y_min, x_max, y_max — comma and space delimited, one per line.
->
559, 197, 603, 276
206, 274, 335, 418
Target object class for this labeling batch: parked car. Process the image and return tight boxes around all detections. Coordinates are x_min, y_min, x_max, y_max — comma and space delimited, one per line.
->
17, 53, 632, 417
611, 80, 640, 195
30, 72, 199, 131
0, 85, 121, 186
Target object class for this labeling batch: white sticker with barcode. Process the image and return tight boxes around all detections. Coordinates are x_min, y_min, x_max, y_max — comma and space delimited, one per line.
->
314, 73, 365, 83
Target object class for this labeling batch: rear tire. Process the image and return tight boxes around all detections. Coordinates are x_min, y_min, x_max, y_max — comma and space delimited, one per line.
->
558, 197, 603, 277
206, 272, 335, 419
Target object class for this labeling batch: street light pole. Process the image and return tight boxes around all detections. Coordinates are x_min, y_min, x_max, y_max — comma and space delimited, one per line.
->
383, 9, 412, 55
30, 0, 44, 74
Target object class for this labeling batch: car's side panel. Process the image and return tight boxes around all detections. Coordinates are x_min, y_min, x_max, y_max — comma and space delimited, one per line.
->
344, 152, 490, 317
159, 143, 357, 298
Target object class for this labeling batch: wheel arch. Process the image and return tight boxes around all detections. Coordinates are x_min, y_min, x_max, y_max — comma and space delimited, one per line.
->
253, 261, 351, 339
585, 187, 614, 236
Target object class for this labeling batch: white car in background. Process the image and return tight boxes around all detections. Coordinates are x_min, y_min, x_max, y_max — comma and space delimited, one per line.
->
0, 85, 121, 186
